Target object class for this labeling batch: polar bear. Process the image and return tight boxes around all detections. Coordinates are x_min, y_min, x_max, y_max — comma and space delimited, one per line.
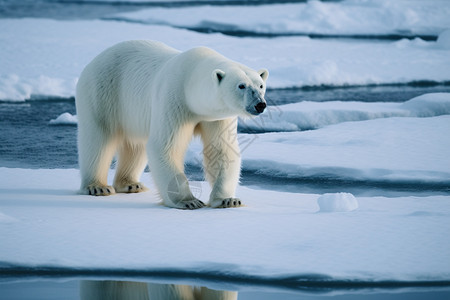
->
76, 40, 268, 209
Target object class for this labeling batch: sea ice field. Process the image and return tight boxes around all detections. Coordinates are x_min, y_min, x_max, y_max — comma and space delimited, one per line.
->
1, 0, 450, 299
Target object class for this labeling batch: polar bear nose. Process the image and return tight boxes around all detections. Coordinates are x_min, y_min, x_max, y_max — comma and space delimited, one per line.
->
255, 102, 266, 113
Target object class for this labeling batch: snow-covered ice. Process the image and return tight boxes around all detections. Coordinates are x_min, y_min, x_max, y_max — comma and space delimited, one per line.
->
0, 168, 449, 283
1, 17, 450, 101
109, 0, 450, 37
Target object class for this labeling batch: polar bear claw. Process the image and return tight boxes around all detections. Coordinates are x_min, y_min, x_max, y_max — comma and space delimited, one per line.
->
114, 182, 147, 194
182, 199, 206, 210
87, 185, 115, 196
166, 198, 206, 210
211, 198, 242, 208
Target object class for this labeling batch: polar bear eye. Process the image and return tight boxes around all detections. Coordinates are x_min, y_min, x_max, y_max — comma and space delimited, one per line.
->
260, 84, 264, 89
238, 84, 246, 90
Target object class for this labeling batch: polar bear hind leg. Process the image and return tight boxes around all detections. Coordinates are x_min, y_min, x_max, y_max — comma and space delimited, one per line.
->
113, 139, 148, 193
78, 123, 118, 196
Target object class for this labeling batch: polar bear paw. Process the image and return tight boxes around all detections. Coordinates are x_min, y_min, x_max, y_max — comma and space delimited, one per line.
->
166, 198, 205, 210
86, 185, 115, 196
179, 199, 206, 210
210, 198, 242, 208
114, 182, 147, 194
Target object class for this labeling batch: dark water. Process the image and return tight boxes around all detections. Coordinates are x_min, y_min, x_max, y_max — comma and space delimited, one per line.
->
0, 99, 78, 169
269, 83, 450, 105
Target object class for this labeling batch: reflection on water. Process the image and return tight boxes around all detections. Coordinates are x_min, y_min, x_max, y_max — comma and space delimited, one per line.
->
80, 280, 238, 300
1, 278, 450, 300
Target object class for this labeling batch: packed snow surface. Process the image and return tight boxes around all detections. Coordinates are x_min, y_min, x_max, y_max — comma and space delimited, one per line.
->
1, 17, 450, 101
0, 168, 449, 283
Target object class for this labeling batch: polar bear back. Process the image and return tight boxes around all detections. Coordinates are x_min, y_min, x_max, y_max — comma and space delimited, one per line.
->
76, 40, 181, 137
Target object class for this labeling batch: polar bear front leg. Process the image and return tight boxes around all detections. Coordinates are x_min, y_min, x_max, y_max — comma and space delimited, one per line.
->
199, 119, 242, 208
147, 123, 205, 210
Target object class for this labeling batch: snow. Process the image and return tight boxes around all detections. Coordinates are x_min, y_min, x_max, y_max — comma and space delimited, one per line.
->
400, 92, 450, 117
317, 193, 358, 212
49, 112, 78, 125
0, 168, 449, 283
109, 0, 450, 37
1, 16, 450, 101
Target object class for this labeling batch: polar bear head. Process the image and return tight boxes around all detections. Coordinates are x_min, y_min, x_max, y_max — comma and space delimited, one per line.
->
212, 66, 269, 117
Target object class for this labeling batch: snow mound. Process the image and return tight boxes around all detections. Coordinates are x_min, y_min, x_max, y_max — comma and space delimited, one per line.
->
317, 193, 358, 212
400, 93, 450, 117
49, 112, 78, 125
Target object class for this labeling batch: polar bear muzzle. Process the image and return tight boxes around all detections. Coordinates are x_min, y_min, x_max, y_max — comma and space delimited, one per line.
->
246, 99, 266, 115
255, 102, 266, 113
245, 91, 267, 115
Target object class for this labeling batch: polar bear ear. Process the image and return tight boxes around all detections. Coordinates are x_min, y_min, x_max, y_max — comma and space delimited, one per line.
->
258, 68, 269, 82
212, 69, 226, 84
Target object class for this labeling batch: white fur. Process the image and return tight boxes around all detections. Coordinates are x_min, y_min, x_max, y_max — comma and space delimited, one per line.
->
76, 40, 268, 209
